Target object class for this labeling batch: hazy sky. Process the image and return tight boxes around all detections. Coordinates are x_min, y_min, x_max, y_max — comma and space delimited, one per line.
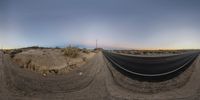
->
0, 0, 200, 49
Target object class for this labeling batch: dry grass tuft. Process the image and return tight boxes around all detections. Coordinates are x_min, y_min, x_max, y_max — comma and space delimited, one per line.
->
10, 49, 23, 58
64, 46, 79, 58
82, 48, 89, 54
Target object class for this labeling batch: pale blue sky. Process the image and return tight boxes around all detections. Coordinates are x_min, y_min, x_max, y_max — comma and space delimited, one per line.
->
0, 0, 200, 49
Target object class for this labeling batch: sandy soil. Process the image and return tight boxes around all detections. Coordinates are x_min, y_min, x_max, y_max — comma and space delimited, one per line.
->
11, 49, 95, 75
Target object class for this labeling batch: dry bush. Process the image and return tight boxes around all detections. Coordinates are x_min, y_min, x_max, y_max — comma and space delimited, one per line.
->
10, 49, 23, 58
82, 48, 89, 54
64, 46, 79, 58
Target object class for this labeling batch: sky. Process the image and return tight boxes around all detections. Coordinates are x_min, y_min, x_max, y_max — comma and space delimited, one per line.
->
0, 0, 200, 49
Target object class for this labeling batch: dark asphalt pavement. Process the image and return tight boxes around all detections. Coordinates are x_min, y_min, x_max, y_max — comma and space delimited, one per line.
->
103, 51, 199, 79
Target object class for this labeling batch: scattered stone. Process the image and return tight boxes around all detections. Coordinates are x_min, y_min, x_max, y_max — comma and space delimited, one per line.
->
42, 73, 47, 77
49, 69, 59, 74
79, 72, 83, 76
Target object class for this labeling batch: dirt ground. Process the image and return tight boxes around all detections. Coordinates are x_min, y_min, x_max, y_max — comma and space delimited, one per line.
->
0, 51, 200, 100
11, 49, 96, 75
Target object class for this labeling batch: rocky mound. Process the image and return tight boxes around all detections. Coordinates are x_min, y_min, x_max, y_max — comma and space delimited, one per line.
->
11, 48, 95, 75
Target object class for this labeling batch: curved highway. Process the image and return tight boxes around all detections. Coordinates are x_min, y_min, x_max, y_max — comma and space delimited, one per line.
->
103, 51, 199, 81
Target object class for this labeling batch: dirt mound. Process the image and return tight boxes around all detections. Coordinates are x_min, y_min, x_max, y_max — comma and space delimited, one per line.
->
12, 49, 95, 75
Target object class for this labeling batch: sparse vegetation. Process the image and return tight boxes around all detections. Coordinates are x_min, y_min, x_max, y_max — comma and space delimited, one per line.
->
10, 49, 23, 58
55, 46, 60, 49
9, 47, 95, 76
82, 48, 89, 54
64, 46, 79, 58
113, 50, 190, 55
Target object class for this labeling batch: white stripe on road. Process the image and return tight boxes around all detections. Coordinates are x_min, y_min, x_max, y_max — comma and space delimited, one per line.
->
104, 52, 197, 77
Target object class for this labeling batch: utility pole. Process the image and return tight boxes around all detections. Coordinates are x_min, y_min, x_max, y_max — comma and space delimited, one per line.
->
96, 39, 98, 49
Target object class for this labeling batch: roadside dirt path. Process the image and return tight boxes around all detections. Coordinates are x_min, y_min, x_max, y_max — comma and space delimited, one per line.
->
0, 51, 200, 100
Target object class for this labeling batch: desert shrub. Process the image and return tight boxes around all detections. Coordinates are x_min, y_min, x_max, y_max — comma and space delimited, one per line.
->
61, 49, 65, 52
82, 48, 89, 54
127, 51, 132, 54
10, 49, 23, 58
172, 51, 177, 54
55, 46, 60, 49
64, 46, 79, 58
27, 46, 40, 49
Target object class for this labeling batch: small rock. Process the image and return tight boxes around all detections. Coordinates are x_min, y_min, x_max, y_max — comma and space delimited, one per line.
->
43, 73, 47, 77
79, 72, 83, 76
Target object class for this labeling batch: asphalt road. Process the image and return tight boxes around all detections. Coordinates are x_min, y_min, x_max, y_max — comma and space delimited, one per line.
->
0, 51, 200, 100
103, 51, 199, 81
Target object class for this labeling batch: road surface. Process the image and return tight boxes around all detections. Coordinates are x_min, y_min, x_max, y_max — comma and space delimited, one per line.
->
103, 51, 199, 81
0, 51, 200, 100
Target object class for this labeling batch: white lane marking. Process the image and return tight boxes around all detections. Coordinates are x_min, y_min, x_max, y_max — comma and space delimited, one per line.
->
105, 52, 197, 77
